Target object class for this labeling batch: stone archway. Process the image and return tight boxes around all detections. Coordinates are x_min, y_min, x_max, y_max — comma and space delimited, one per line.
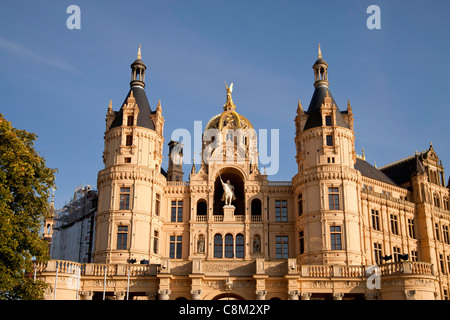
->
212, 293, 245, 300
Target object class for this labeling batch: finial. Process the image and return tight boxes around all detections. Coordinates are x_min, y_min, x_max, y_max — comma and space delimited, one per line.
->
297, 99, 303, 112
224, 81, 235, 110
362, 148, 366, 161
318, 44, 322, 59
374, 161, 377, 168
156, 100, 162, 112
108, 99, 112, 111
137, 44, 142, 60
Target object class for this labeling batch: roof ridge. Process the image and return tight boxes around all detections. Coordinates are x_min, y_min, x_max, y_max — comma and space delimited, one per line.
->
378, 150, 426, 170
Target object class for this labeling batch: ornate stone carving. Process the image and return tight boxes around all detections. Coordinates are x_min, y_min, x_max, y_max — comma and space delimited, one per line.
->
333, 292, 344, 300
300, 292, 312, 300
256, 290, 267, 300
405, 290, 416, 300
158, 289, 171, 300
191, 289, 202, 300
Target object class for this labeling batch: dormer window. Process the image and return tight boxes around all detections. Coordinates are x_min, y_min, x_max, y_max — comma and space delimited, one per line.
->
126, 135, 133, 146
325, 116, 332, 126
127, 115, 134, 126
326, 135, 333, 146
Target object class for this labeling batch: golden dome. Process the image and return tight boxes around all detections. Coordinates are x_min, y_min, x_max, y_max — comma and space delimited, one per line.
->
204, 82, 254, 132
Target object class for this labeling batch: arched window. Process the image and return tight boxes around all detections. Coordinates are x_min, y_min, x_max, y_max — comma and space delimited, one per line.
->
236, 234, 244, 258
197, 200, 207, 216
251, 198, 262, 221
225, 234, 234, 258
214, 234, 222, 258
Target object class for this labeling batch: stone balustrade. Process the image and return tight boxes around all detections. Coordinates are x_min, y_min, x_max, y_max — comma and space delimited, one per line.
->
34, 260, 434, 278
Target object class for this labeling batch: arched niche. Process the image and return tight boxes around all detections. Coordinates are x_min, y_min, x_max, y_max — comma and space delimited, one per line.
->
213, 167, 245, 215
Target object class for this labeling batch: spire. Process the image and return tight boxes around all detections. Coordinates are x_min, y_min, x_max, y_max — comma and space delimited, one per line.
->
137, 44, 142, 60
48, 189, 56, 218
318, 43, 322, 59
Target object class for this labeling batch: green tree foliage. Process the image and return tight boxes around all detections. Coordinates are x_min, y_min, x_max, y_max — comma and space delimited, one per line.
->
0, 114, 57, 299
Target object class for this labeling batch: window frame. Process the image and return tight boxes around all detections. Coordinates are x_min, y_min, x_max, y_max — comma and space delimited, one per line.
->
328, 187, 340, 210
275, 235, 289, 259
275, 200, 288, 222
116, 225, 129, 250
119, 187, 131, 210
170, 200, 183, 222
169, 235, 182, 259
330, 226, 342, 250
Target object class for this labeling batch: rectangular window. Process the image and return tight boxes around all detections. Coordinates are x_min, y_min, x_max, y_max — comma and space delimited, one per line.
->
276, 236, 289, 259
117, 226, 128, 250
119, 187, 131, 210
326, 135, 333, 146
127, 115, 134, 126
371, 209, 380, 231
439, 254, 445, 274
411, 250, 418, 262
436, 223, 441, 241
328, 187, 340, 210
171, 200, 183, 222
299, 231, 305, 254
275, 200, 288, 222
390, 214, 399, 235
169, 236, 182, 259
447, 255, 450, 275
155, 194, 161, 216
153, 230, 159, 254
126, 135, 133, 146
408, 218, 416, 239
330, 226, 342, 250
374, 243, 382, 265
325, 115, 332, 126
443, 225, 450, 244
298, 194, 303, 216
393, 246, 401, 262
124, 157, 131, 163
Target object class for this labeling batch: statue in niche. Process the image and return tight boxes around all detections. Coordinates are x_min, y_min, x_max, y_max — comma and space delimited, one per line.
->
197, 234, 205, 253
253, 236, 261, 253
219, 173, 235, 206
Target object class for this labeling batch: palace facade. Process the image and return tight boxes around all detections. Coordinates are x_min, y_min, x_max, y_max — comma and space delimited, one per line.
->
35, 46, 450, 300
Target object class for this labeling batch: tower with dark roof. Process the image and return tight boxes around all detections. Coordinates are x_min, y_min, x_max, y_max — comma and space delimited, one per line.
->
292, 45, 362, 266
94, 46, 166, 264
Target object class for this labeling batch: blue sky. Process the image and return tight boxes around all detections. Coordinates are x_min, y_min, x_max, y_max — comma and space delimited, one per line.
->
1, 0, 449, 209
